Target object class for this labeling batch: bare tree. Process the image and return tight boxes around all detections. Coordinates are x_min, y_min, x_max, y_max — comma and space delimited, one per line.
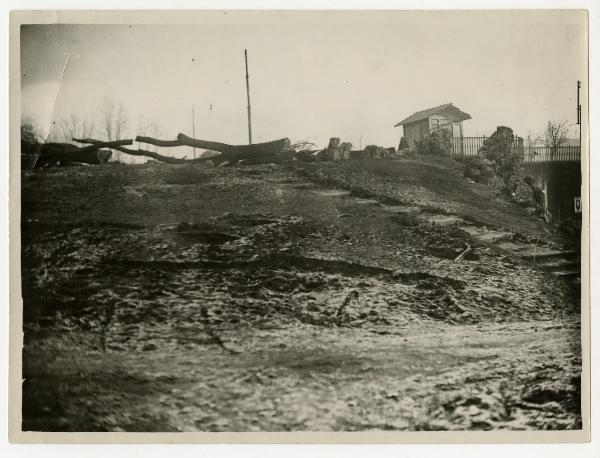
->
544, 120, 569, 149
135, 116, 163, 153
149, 121, 162, 153
135, 114, 147, 136
525, 130, 543, 148
55, 114, 95, 143
100, 97, 129, 161
114, 103, 129, 141
101, 97, 115, 142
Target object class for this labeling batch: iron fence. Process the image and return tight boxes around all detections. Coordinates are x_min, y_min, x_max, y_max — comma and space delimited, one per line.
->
522, 146, 581, 163
450, 137, 488, 156
450, 137, 580, 163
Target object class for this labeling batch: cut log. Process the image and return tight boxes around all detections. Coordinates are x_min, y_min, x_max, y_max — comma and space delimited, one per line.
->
24, 139, 130, 168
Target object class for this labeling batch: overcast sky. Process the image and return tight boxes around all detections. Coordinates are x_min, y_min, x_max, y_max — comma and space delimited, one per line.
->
20, 10, 586, 152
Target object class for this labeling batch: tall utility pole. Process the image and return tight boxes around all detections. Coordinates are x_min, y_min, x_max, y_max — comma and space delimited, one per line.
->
577, 81, 582, 150
244, 49, 253, 145
192, 106, 196, 159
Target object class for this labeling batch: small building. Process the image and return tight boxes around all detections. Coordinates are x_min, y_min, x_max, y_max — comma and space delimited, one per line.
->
394, 103, 471, 149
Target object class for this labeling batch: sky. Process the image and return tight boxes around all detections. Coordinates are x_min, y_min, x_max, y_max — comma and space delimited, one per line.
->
20, 10, 587, 156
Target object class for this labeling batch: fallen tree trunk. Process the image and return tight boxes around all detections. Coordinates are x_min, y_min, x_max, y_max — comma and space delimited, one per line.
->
24, 139, 131, 168
75, 135, 290, 165
73, 138, 216, 164
136, 133, 291, 163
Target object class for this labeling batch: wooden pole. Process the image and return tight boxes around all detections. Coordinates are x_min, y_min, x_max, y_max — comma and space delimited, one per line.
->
245, 49, 253, 145
577, 80, 582, 151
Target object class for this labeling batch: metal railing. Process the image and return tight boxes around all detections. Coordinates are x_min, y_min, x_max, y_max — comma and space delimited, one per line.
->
450, 137, 580, 163
522, 146, 581, 163
450, 137, 489, 156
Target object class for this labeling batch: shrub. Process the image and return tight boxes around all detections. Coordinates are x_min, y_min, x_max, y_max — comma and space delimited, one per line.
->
286, 139, 318, 162
513, 180, 537, 208
462, 156, 496, 185
363, 145, 387, 159
415, 130, 452, 155
513, 175, 546, 212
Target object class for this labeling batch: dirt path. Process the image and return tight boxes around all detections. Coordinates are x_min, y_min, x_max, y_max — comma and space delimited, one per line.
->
23, 320, 580, 431
20, 161, 581, 431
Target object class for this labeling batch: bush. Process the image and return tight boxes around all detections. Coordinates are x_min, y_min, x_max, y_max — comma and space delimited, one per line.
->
511, 176, 546, 214
403, 148, 417, 158
363, 144, 386, 159
513, 180, 537, 208
415, 130, 452, 155
461, 128, 547, 216
462, 156, 496, 185
286, 139, 319, 162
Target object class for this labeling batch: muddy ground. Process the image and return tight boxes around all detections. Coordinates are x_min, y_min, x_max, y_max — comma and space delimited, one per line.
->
20, 158, 581, 431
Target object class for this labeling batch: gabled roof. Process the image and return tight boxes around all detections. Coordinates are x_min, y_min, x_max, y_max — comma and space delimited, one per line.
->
394, 103, 471, 127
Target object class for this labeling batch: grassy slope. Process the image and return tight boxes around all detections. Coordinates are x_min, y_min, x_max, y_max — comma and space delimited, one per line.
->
23, 157, 548, 238
290, 156, 551, 239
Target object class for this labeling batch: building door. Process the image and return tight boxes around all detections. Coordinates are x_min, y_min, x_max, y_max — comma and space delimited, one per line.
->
452, 123, 461, 138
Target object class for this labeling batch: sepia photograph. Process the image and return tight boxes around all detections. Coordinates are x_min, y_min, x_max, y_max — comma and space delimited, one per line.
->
9, 9, 589, 441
